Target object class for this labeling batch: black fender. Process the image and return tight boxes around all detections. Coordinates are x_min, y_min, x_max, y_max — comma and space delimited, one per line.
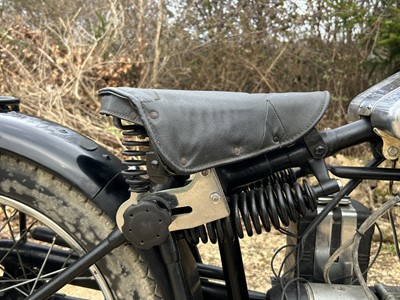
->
0, 111, 175, 298
0, 111, 129, 220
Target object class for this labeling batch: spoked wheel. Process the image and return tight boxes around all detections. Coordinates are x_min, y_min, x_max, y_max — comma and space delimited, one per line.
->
0, 153, 165, 299
0, 195, 109, 299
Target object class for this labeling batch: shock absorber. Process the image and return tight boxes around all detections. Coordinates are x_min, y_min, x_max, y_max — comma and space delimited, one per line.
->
184, 169, 319, 244
113, 117, 151, 193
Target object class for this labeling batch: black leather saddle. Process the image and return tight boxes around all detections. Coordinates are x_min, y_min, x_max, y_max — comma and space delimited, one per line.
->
99, 88, 329, 174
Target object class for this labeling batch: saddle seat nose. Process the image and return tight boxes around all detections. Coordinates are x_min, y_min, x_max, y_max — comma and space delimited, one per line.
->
99, 88, 329, 174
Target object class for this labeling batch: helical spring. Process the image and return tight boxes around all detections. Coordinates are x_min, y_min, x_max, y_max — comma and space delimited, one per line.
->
113, 118, 151, 193
184, 169, 318, 244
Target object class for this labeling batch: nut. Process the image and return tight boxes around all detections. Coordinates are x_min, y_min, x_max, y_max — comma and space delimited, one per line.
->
388, 146, 399, 157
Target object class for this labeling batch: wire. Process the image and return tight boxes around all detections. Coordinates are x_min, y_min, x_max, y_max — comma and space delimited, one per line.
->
271, 158, 384, 298
352, 222, 383, 284
270, 244, 296, 279
279, 277, 308, 300
388, 210, 400, 259
332, 222, 383, 284
323, 196, 400, 300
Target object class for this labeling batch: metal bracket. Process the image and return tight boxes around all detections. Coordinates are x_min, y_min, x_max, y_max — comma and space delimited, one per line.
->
0, 96, 20, 112
374, 128, 400, 160
116, 169, 230, 232
303, 128, 328, 159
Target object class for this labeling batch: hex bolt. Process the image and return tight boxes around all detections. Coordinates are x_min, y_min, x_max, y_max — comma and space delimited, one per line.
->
315, 145, 326, 156
210, 193, 221, 204
388, 146, 399, 157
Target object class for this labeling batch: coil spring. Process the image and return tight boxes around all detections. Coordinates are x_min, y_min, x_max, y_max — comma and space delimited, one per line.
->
114, 118, 151, 193
184, 169, 318, 244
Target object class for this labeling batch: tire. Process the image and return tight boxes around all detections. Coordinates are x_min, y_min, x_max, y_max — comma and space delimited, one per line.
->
0, 152, 165, 299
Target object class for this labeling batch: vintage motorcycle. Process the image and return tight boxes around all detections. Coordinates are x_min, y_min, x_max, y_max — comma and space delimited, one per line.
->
0, 71, 399, 300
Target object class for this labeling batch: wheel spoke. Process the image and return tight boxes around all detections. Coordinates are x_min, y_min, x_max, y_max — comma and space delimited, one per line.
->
0, 268, 66, 294
0, 209, 17, 233
0, 217, 37, 267
1, 205, 29, 282
0, 213, 39, 296
30, 235, 57, 294
0, 181, 113, 300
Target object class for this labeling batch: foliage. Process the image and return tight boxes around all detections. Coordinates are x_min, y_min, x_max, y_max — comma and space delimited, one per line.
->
0, 0, 399, 150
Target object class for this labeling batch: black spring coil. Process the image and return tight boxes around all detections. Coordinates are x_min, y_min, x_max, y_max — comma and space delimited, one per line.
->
184, 169, 318, 244
114, 118, 151, 193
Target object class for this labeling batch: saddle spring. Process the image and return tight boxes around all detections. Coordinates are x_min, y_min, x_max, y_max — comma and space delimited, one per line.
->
184, 169, 318, 244
113, 117, 151, 193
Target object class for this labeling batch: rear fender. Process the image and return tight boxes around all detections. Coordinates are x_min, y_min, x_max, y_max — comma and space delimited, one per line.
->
0, 111, 129, 220
0, 111, 177, 297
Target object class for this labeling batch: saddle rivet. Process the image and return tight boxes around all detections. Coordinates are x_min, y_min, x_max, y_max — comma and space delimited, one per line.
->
234, 147, 241, 156
149, 111, 159, 119
150, 160, 159, 169
181, 157, 188, 165
273, 136, 279, 143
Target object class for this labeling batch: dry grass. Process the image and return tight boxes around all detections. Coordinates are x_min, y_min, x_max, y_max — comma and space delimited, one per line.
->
198, 231, 400, 293
0, 6, 128, 152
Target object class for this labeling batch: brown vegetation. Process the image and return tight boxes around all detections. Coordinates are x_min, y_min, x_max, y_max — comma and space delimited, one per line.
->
1, 1, 400, 295
1, 1, 399, 151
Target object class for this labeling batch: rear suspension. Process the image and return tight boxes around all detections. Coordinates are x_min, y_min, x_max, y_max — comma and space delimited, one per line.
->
184, 169, 319, 244
113, 117, 150, 193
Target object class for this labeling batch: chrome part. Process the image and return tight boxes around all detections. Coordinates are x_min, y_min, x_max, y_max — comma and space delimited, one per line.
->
348, 72, 400, 140
373, 128, 400, 160
317, 196, 350, 205
313, 203, 357, 283
0, 195, 112, 299
117, 169, 230, 232
286, 198, 372, 284
348, 72, 400, 118
375, 283, 400, 300
305, 283, 378, 300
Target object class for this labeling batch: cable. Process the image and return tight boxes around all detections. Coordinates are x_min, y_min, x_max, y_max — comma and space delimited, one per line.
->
280, 277, 308, 300
332, 223, 383, 284
388, 210, 400, 259
351, 223, 383, 284
323, 196, 400, 299
270, 244, 296, 279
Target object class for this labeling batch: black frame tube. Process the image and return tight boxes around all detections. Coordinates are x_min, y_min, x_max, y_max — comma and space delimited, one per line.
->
197, 263, 225, 281
329, 166, 400, 180
27, 228, 125, 300
201, 280, 265, 300
301, 157, 384, 241
217, 119, 376, 192
159, 235, 193, 300
218, 237, 249, 300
